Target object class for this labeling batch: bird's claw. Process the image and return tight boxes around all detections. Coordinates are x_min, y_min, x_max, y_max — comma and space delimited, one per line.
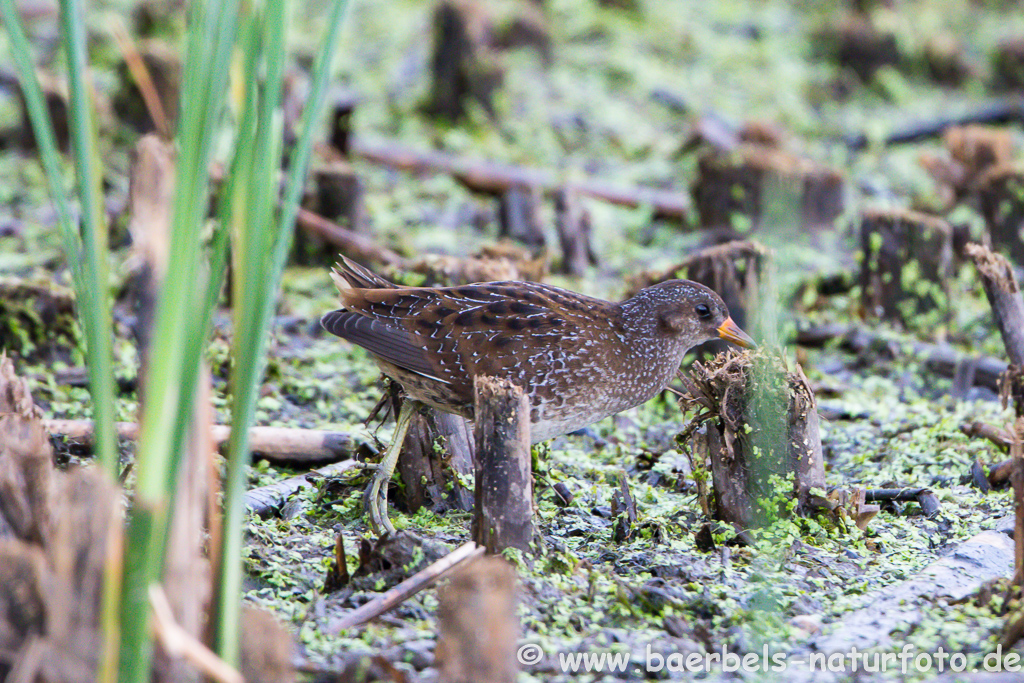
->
364, 475, 396, 535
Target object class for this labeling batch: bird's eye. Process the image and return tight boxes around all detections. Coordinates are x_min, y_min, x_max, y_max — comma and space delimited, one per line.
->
695, 303, 712, 318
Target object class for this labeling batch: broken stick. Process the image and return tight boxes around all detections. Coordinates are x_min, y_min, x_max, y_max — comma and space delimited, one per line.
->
44, 420, 369, 465
330, 541, 484, 632
243, 459, 360, 517
966, 243, 1024, 415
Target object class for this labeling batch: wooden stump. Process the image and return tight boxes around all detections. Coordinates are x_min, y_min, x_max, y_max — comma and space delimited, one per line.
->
127, 134, 215, 683
397, 408, 475, 515
554, 187, 595, 276
472, 376, 533, 554
923, 35, 972, 87
313, 161, 365, 232
945, 126, 1014, 195
435, 557, 518, 683
977, 164, 1024, 266
693, 144, 843, 232
923, 126, 1014, 210
426, 0, 504, 121
491, 2, 551, 63
858, 208, 953, 328
813, 16, 900, 82
328, 88, 360, 157
498, 185, 546, 249
682, 352, 829, 532
993, 38, 1024, 91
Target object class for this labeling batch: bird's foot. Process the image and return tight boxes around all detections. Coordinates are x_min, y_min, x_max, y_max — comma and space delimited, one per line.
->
363, 475, 396, 535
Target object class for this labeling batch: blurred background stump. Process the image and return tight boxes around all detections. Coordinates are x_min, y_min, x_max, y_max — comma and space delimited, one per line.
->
858, 208, 954, 330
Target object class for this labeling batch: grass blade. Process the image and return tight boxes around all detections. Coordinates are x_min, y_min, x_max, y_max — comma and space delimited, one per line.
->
212, 0, 351, 663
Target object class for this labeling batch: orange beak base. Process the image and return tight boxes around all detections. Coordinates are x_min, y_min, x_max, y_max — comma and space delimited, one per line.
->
717, 317, 756, 348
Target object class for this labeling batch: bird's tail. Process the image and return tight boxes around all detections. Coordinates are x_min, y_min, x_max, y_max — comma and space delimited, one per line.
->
330, 256, 397, 297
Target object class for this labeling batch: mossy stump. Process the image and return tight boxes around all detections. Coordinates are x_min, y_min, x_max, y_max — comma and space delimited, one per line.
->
397, 407, 475, 515
313, 161, 365, 233
682, 351, 829, 533
858, 208, 953, 329
693, 144, 843, 233
812, 16, 900, 82
993, 38, 1024, 91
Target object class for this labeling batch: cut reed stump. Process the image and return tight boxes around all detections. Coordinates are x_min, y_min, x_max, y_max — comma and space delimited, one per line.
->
993, 38, 1024, 91
692, 144, 843, 233
128, 134, 215, 683
498, 184, 546, 249
426, 0, 504, 122
472, 376, 534, 554
682, 351, 830, 534
858, 208, 953, 328
435, 556, 518, 683
812, 16, 900, 82
966, 243, 1024, 416
313, 161, 364, 233
554, 187, 595, 276
397, 407, 475, 515
977, 164, 1024, 266
920, 125, 1013, 210
327, 88, 359, 157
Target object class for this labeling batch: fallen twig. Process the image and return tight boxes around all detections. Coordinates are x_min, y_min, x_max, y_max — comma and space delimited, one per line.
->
295, 207, 404, 266
350, 137, 692, 219
794, 323, 1008, 392
961, 421, 1013, 451
865, 488, 941, 517
244, 459, 361, 516
45, 419, 370, 465
844, 98, 1024, 150
330, 540, 484, 633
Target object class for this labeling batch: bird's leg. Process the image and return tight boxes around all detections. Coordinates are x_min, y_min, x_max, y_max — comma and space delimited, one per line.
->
365, 398, 421, 535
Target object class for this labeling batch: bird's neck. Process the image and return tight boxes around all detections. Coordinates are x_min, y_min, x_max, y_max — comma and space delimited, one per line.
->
610, 297, 690, 407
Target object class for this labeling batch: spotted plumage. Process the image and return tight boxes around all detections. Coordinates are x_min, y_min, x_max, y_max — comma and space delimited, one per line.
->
321, 257, 755, 443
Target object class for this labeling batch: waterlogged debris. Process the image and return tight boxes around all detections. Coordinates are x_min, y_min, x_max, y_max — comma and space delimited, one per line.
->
828, 488, 880, 531
244, 459, 360, 517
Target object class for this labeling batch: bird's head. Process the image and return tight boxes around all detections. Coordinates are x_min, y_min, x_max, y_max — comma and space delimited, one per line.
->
628, 280, 756, 351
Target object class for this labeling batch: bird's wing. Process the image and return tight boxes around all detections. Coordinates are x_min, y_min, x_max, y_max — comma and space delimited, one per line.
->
324, 275, 618, 403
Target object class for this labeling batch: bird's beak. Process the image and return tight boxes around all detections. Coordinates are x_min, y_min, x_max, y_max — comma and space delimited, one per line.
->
717, 317, 756, 348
